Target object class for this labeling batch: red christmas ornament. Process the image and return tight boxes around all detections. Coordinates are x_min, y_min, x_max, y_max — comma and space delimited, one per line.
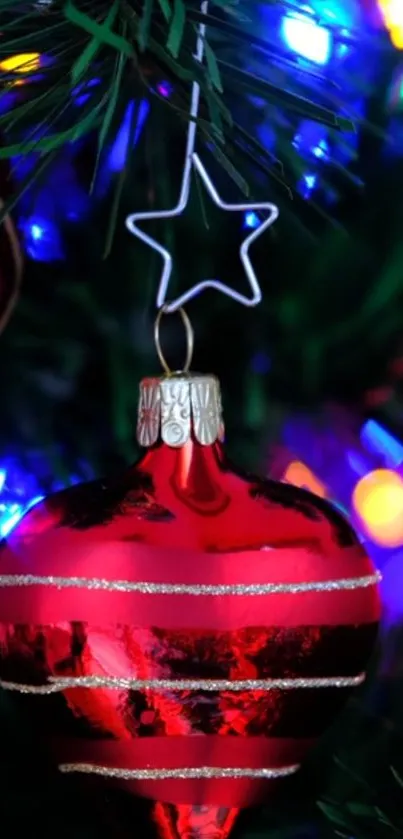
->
0, 308, 381, 839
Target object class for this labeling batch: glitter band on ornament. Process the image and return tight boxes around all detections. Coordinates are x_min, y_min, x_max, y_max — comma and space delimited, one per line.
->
0, 673, 366, 695
58, 764, 300, 781
0, 571, 382, 595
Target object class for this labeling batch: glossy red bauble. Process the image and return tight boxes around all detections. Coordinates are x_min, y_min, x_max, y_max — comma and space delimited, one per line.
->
0, 373, 381, 839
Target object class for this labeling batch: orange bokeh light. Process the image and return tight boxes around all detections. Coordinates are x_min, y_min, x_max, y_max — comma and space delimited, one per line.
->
353, 469, 403, 547
283, 461, 327, 498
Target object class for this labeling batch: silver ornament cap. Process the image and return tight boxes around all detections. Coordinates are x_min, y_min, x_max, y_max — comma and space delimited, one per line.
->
137, 373, 224, 448
137, 305, 224, 448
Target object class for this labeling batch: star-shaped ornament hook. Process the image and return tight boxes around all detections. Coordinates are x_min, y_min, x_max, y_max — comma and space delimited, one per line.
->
125, 1, 279, 314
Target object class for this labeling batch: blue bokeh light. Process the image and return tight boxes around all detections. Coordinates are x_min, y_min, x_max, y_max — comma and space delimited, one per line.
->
9, 91, 149, 261
73, 77, 101, 107
20, 215, 64, 262
293, 120, 330, 160
95, 99, 150, 197
298, 172, 317, 198
0, 458, 94, 538
281, 9, 333, 65
12, 145, 91, 262
0, 462, 44, 537
0, 495, 44, 537
244, 211, 260, 229
361, 419, 403, 469
107, 100, 150, 173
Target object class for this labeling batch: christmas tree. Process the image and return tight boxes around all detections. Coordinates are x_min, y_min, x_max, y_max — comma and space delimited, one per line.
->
0, 2, 403, 838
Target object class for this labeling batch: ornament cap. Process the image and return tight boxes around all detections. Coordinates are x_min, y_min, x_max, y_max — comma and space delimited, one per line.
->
137, 373, 224, 448
138, 303, 224, 448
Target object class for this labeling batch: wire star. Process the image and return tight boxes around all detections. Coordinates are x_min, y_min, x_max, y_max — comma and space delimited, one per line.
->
125, 0, 279, 314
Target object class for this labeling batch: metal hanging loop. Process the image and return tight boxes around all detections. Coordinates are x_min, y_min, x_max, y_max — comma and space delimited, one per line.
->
154, 304, 194, 376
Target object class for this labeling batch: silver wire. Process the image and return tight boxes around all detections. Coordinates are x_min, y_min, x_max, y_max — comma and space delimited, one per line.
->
125, 1, 279, 312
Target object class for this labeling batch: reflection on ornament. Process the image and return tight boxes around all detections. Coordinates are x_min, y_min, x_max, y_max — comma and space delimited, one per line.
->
0, 458, 94, 538
353, 469, 403, 547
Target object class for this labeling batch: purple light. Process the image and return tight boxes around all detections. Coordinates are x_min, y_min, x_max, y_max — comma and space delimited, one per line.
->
157, 81, 173, 98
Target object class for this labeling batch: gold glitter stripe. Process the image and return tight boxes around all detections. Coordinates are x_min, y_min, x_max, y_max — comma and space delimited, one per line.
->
0, 571, 382, 596
0, 673, 366, 695
58, 763, 300, 780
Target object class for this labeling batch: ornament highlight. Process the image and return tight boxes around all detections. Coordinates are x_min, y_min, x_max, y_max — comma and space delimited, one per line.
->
0, 308, 381, 839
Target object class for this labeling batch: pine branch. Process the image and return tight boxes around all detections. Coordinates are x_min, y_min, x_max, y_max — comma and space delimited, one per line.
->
0, 1, 388, 211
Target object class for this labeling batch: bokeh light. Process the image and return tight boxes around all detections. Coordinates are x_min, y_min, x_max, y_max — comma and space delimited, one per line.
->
19, 216, 64, 262
281, 10, 333, 65
0, 53, 42, 87
353, 469, 403, 547
0, 53, 41, 74
283, 460, 328, 498
378, 0, 403, 49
